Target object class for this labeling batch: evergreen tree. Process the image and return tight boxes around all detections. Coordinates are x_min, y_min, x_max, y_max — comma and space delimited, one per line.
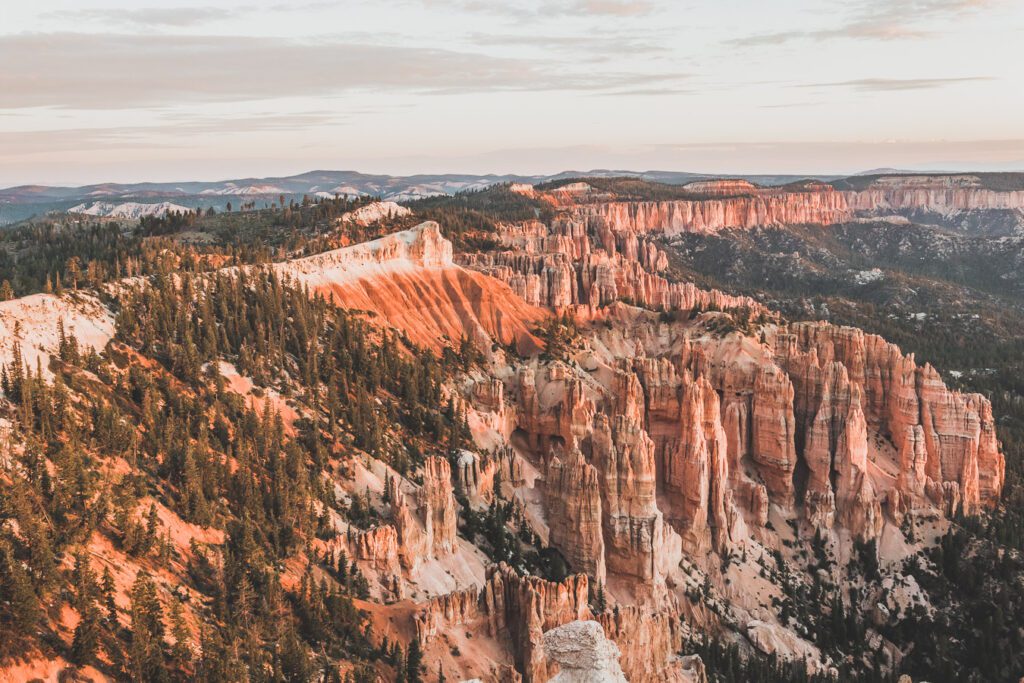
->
128, 571, 167, 682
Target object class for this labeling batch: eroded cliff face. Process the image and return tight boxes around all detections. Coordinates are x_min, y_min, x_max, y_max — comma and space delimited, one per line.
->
459, 217, 762, 313
272, 202, 1007, 681
482, 565, 591, 683
387, 456, 460, 573
772, 321, 1004, 519
567, 176, 1024, 235
582, 190, 854, 236
276, 221, 544, 352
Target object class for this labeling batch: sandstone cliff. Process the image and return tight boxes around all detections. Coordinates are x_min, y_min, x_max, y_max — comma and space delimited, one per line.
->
276, 221, 544, 352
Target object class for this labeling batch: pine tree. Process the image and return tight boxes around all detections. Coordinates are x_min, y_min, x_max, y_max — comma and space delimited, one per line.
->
128, 571, 167, 682
71, 601, 102, 665
169, 597, 193, 671
102, 566, 118, 627
406, 637, 424, 683
0, 538, 40, 637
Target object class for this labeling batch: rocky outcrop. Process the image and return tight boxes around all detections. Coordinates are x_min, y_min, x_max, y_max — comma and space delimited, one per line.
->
391, 456, 459, 570
774, 321, 1004, 523
597, 606, 702, 683
419, 456, 459, 556
460, 219, 762, 314
750, 365, 797, 505
338, 200, 411, 226
545, 447, 607, 584
391, 491, 427, 572
581, 188, 853, 235
572, 176, 1024, 235
662, 373, 739, 552
847, 174, 1024, 213
414, 587, 480, 643
278, 222, 544, 352
515, 365, 596, 453
455, 450, 499, 503
543, 620, 627, 683
481, 565, 590, 683
591, 414, 681, 597
346, 524, 400, 573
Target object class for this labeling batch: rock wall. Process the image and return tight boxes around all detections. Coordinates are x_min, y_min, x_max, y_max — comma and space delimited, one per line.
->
581, 189, 853, 236
481, 565, 591, 683
391, 456, 460, 571
346, 524, 400, 573
597, 606, 706, 683
571, 177, 1024, 235
414, 587, 480, 643
460, 218, 762, 314
773, 321, 1004, 519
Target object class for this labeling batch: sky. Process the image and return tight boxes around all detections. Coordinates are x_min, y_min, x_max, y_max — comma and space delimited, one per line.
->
2, 0, 1024, 186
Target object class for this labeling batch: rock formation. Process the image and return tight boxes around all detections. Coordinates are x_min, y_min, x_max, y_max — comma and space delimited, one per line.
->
597, 606, 705, 683
544, 447, 607, 584
414, 587, 480, 643
419, 456, 459, 556
542, 620, 627, 683
567, 176, 1024, 236
481, 565, 591, 683
460, 218, 762, 314
346, 524, 400, 573
581, 188, 853, 236
276, 221, 544, 352
774, 321, 1004, 521
390, 456, 460, 571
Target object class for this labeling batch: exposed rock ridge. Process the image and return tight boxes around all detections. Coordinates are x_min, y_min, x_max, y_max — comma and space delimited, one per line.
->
574, 180, 1024, 235
272, 222, 544, 352
460, 217, 763, 313
582, 190, 853, 235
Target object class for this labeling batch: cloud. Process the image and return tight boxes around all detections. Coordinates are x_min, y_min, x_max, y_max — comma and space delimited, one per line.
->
590, 87, 694, 97
0, 32, 686, 110
466, 31, 669, 57
47, 7, 238, 28
424, 0, 657, 18
560, 0, 656, 16
730, 0, 996, 46
0, 112, 353, 157
800, 76, 992, 92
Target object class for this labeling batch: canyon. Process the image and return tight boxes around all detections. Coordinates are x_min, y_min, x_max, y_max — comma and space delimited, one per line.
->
0, 172, 1019, 682
293, 181, 1008, 680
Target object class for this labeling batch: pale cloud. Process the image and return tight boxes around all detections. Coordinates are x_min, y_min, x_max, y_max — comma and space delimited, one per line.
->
0, 32, 686, 110
561, 0, 656, 17
730, 0, 996, 46
422, 0, 657, 18
800, 76, 993, 92
47, 6, 238, 28
0, 112, 352, 156
465, 31, 670, 57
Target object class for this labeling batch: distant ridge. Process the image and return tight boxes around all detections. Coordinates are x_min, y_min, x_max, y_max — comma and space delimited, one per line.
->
3, 167, 1021, 226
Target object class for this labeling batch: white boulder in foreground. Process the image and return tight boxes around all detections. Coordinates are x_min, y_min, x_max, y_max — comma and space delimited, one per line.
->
543, 620, 627, 683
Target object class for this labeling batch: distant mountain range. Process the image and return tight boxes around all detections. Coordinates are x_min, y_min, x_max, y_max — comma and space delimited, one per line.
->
0, 169, 843, 225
